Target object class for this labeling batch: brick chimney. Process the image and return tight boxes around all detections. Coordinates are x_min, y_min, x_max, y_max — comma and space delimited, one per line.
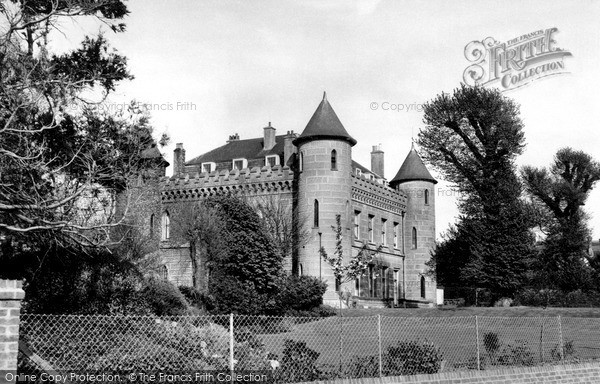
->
283, 130, 297, 167
173, 143, 186, 176
264, 122, 276, 151
227, 133, 240, 143
371, 144, 384, 178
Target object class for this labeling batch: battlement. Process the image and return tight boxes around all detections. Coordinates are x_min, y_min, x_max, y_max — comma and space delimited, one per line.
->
161, 165, 295, 202
351, 172, 407, 214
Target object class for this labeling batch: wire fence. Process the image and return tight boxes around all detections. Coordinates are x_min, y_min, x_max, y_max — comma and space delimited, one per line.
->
18, 314, 600, 382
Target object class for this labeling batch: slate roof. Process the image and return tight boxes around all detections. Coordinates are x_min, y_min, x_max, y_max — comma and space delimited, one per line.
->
352, 160, 383, 179
390, 146, 437, 185
186, 135, 286, 165
293, 92, 357, 146
140, 144, 169, 166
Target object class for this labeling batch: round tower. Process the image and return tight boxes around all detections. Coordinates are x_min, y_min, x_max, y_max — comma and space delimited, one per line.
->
293, 92, 356, 304
389, 145, 437, 305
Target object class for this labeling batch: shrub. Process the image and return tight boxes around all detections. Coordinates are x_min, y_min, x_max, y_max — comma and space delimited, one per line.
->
276, 339, 324, 383
142, 277, 189, 316
345, 355, 380, 378
384, 340, 443, 375
268, 275, 327, 315
514, 289, 600, 307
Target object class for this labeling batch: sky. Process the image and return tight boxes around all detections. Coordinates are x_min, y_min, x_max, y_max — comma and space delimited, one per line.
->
54, 0, 600, 241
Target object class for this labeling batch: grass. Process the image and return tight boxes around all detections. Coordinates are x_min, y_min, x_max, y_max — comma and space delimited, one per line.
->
335, 306, 600, 318
259, 307, 600, 374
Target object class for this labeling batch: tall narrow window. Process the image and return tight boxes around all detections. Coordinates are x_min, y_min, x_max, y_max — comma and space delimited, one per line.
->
381, 219, 387, 245
299, 152, 304, 172
313, 200, 319, 228
335, 277, 341, 292
161, 211, 170, 241
299, 263, 303, 276
420, 276, 426, 299
393, 222, 399, 248
412, 227, 417, 249
382, 267, 388, 299
161, 265, 169, 281
331, 149, 337, 170
150, 214, 155, 237
354, 211, 361, 240
354, 277, 360, 296
368, 265, 374, 297
424, 189, 429, 205
368, 215, 375, 243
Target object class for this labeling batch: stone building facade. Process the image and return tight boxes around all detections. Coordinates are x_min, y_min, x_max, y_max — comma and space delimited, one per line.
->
143, 93, 438, 307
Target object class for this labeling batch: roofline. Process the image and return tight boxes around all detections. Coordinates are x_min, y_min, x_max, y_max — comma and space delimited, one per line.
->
390, 177, 438, 185
293, 134, 357, 147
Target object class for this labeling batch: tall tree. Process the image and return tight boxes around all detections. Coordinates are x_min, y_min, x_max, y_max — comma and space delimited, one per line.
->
0, 0, 161, 250
418, 85, 535, 297
522, 148, 600, 290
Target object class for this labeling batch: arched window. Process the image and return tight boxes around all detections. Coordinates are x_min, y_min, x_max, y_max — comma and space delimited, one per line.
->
331, 149, 337, 170
299, 263, 303, 276
161, 265, 169, 281
424, 189, 429, 205
412, 227, 417, 249
420, 276, 426, 299
150, 213, 155, 237
313, 199, 319, 228
161, 211, 170, 241
299, 151, 304, 172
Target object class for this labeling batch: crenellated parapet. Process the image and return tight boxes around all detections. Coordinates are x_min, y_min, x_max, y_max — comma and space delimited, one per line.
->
161, 165, 295, 202
351, 172, 407, 214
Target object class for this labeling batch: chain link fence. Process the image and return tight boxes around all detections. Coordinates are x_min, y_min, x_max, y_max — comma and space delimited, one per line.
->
18, 314, 600, 382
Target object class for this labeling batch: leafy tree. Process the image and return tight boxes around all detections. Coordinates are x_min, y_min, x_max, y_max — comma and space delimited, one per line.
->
418, 85, 535, 297
522, 148, 600, 290
0, 0, 161, 250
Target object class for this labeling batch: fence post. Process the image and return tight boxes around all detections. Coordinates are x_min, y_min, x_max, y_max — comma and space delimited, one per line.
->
0, 279, 25, 384
229, 313, 234, 373
557, 316, 564, 362
377, 315, 382, 377
475, 315, 481, 370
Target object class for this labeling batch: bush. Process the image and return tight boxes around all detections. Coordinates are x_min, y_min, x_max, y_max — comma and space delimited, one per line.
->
514, 289, 600, 307
269, 275, 327, 314
276, 339, 324, 383
384, 340, 443, 375
142, 277, 189, 316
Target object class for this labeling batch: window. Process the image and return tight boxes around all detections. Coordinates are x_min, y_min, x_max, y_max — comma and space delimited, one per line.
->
331, 149, 337, 170
335, 277, 341, 292
313, 200, 319, 228
354, 211, 361, 239
381, 218, 387, 245
420, 276, 426, 299
368, 265, 374, 297
424, 189, 429, 205
412, 227, 417, 249
161, 211, 170, 241
161, 265, 169, 281
368, 215, 375, 243
354, 277, 360, 296
393, 222, 399, 248
150, 214, 155, 237
382, 267, 388, 299
201, 162, 216, 173
356, 168, 362, 177
265, 155, 279, 167
232, 158, 247, 170
299, 263, 303, 276
299, 152, 304, 172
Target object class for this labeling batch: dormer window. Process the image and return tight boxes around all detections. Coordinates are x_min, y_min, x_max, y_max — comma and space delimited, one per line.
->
232, 158, 247, 170
201, 162, 216, 173
356, 169, 362, 177
265, 155, 279, 167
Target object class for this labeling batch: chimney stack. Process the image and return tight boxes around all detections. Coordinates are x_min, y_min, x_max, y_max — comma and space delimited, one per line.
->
283, 130, 297, 167
371, 144, 384, 178
173, 143, 186, 176
227, 133, 240, 143
264, 122, 276, 151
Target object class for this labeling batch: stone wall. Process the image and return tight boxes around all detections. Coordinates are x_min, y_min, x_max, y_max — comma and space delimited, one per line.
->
297, 362, 600, 384
0, 279, 24, 383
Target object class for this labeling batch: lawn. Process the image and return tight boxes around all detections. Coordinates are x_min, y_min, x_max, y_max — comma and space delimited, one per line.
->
336, 306, 600, 318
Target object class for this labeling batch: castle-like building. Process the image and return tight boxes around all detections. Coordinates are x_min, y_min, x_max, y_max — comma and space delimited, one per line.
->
145, 93, 437, 307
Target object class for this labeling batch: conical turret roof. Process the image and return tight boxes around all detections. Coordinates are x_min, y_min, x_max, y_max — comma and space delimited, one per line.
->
293, 92, 357, 146
390, 145, 437, 186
